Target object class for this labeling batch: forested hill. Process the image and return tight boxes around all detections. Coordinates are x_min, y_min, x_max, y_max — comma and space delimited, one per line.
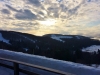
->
0, 30, 100, 65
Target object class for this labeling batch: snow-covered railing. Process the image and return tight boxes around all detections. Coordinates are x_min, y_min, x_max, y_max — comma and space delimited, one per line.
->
1, 49, 100, 75
0, 57, 70, 75
0, 49, 73, 75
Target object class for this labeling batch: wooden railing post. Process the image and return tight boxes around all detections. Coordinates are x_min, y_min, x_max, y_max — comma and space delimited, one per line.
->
14, 62, 19, 75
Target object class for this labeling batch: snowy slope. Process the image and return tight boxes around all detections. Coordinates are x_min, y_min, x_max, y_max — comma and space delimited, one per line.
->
75, 36, 81, 39
12, 32, 36, 43
82, 45, 100, 53
0, 33, 10, 44
0, 49, 100, 75
51, 35, 73, 42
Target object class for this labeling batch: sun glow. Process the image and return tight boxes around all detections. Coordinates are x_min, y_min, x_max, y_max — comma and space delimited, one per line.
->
39, 19, 56, 26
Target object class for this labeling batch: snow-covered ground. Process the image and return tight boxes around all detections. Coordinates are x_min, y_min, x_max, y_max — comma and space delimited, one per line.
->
82, 45, 100, 53
51, 35, 73, 42
75, 36, 81, 39
91, 64, 100, 68
12, 32, 36, 43
0, 33, 10, 44
0, 49, 100, 75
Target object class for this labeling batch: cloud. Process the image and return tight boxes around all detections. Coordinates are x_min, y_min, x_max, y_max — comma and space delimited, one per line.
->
0, 0, 100, 39
15, 9, 37, 20
67, 0, 85, 18
11, 27, 26, 31
13, 22, 38, 27
28, 0, 41, 6
68, 5, 80, 16
88, 0, 91, 2
53, 13, 59, 18
1, 9, 10, 14
60, 4, 68, 12
47, 7, 59, 18
57, 0, 63, 2
6, 5, 19, 12
12, 23, 39, 30
38, 11, 44, 15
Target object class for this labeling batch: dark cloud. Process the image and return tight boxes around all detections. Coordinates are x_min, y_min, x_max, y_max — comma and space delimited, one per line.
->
53, 13, 59, 18
13, 22, 39, 30
60, 15, 66, 19
38, 11, 44, 15
28, 0, 41, 6
13, 22, 38, 26
67, 0, 85, 18
60, 4, 65, 8
15, 9, 37, 20
47, 7, 54, 11
68, 5, 80, 16
6, 5, 19, 12
60, 4, 68, 12
88, 0, 91, 2
47, 7, 59, 18
57, 0, 63, 2
1, 9, 10, 14
40, 0, 44, 2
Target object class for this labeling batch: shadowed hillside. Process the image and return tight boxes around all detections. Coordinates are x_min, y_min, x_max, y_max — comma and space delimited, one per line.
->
0, 30, 100, 65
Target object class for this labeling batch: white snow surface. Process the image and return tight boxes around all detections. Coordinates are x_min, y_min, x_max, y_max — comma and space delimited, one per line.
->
82, 45, 100, 53
91, 64, 100, 68
0, 33, 10, 44
51, 35, 73, 42
75, 36, 80, 39
0, 49, 100, 75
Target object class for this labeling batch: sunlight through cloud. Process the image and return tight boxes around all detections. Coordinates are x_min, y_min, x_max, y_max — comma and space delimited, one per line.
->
0, 0, 100, 39
39, 19, 56, 26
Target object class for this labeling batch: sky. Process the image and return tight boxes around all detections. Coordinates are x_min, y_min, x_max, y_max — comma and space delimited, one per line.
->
0, 0, 100, 39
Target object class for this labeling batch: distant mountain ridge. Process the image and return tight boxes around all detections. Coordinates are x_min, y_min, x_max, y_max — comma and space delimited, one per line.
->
0, 30, 100, 53
1, 30, 100, 64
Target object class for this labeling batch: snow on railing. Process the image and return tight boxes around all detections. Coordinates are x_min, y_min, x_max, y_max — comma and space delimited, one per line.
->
0, 49, 73, 75
0, 57, 71, 75
0, 49, 100, 75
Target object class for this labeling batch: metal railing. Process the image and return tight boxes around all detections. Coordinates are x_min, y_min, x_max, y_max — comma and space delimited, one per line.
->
0, 57, 72, 75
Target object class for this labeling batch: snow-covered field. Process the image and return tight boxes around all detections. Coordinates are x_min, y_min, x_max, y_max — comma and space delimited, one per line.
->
0, 49, 100, 75
51, 35, 73, 42
82, 45, 100, 53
